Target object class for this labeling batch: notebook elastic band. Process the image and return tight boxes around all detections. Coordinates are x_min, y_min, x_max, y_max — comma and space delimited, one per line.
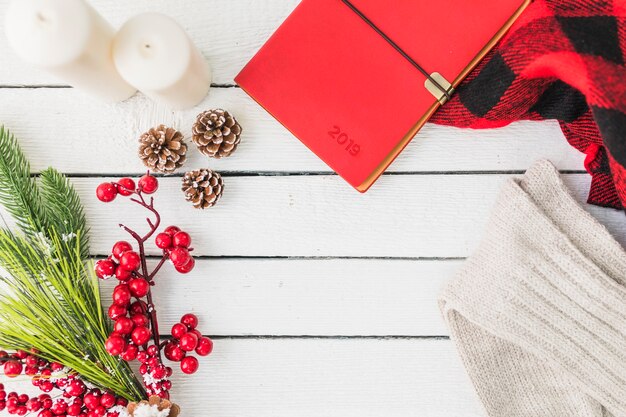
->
340, 0, 452, 102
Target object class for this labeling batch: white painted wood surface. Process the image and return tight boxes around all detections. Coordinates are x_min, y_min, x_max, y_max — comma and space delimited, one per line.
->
0, 1, 622, 416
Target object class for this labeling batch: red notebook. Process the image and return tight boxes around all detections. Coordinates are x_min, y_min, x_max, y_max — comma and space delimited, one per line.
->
236, 0, 530, 191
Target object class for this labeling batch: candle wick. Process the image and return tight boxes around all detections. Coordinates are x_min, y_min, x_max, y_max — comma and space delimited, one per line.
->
36, 12, 47, 23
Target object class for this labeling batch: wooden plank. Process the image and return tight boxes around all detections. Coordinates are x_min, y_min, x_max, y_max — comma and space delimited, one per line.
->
0, 339, 483, 417
100, 258, 460, 337
2, 175, 623, 257
0, 0, 300, 86
161, 339, 482, 417
2, 88, 582, 174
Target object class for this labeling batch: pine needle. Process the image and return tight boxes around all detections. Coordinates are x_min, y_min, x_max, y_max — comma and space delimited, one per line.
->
39, 167, 90, 258
0, 126, 47, 234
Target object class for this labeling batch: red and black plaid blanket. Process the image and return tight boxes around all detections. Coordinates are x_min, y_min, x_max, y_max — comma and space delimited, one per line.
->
432, 0, 626, 210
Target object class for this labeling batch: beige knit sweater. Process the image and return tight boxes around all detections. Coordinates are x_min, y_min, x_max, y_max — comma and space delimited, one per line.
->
439, 160, 626, 417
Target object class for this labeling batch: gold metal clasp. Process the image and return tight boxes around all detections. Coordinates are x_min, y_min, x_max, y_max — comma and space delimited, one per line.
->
424, 72, 454, 105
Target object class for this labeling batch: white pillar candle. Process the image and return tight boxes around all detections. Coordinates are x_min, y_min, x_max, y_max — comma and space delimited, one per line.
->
113, 13, 212, 110
4, 0, 136, 102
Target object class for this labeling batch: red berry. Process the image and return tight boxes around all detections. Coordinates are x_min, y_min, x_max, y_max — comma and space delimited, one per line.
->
172, 231, 191, 248
39, 381, 53, 393
138, 364, 148, 375
39, 410, 53, 417
25, 355, 37, 367
163, 226, 180, 236
18, 394, 29, 404
180, 313, 198, 329
131, 326, 151, 346
163, 342, 185, 362
136, 351, 149, 363
154, 233, 172, 250
120, 344, 138, 361
128, 278, 150, 298
119, 251, 140, 271
107, 304, 127, 321
113, 317, 134, 335
66, 404, 81, 416
105, 335, 126, 356
195, 337, 213, 356
138, 175, 158, 194
26, 399, 41, 412
116, 178, 136, 197
179, 332, 198, 352
116, 398, 127, 407
175, 257, 195, 274
115, 265, 132, 282
17, 406, 27, 415
131, 313, 149, 328
151, 365, 166, 379
147, 357, 159, 368
66, 380, 85, 397
129, 300, 147, 315
99, 393, 115, 409
96, 183, 118, 203
169, 247, 191, 267
3, 361, 22, 377
51, 400, 67, 415
112, 284, 131, 306
111, 241, 133, 260
94, 259, 116, 279
180, 356, 199, 374
146, 345, 159, 356
171, 323, 187, 339
82, 393, 99, 411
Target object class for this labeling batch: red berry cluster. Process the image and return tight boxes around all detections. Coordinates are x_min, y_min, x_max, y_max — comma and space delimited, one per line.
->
94, 241, 142, 282
95, 173, 211, 399
136, 346, 172, 397
163, 314, 213, 375
154, 226, 195, 273
96, 175, 158, 204
0, 350, 128, 417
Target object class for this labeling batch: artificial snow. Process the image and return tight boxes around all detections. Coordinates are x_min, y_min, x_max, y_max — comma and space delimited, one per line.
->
132, 404, 170, 417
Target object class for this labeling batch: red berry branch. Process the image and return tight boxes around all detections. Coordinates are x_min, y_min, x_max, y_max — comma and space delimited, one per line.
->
0, 349, 129, 417
95, 173, 213, 399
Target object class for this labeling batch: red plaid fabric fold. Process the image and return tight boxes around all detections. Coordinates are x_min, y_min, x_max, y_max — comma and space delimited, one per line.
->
432, 0, 626, 210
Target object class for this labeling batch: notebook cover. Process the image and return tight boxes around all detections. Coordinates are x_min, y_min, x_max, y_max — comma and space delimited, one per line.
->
235, 0, 530, 191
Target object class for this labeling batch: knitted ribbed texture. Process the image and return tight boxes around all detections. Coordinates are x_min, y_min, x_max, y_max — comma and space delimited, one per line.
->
439, 160, 626, 417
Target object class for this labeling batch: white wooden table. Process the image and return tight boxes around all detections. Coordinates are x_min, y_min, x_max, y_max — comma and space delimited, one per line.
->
1, 1, 626, 416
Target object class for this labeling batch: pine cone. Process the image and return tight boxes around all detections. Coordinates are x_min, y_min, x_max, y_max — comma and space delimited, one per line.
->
192, 109, 242, 158
138, 125, 187, 173
127, 396, 180, 417
182, 169, 224, 209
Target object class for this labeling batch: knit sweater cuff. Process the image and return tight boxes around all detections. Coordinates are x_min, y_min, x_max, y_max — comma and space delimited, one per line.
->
440, 160, 626, 415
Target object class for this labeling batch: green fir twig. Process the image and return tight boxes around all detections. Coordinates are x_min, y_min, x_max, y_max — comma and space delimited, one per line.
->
0, 126, 145, 400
